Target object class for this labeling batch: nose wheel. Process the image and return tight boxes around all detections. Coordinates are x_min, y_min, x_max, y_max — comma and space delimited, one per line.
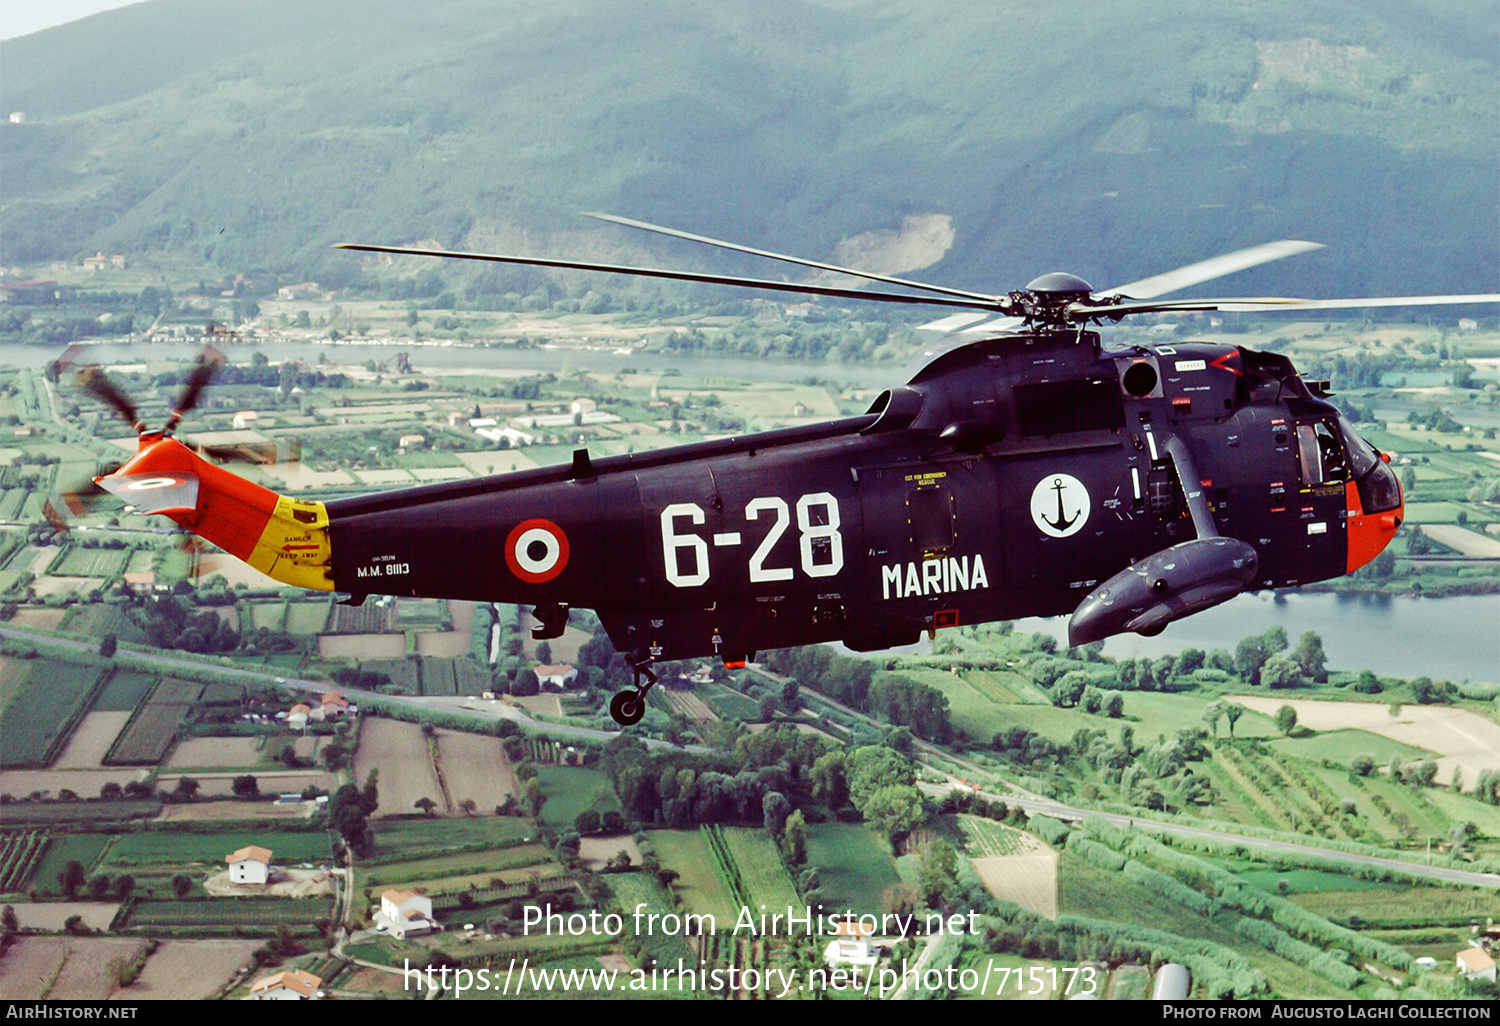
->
608, 657, 659, 726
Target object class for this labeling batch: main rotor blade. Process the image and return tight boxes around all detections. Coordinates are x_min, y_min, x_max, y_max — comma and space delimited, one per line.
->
164, 346, 225, 435
333, 243, 998, 312
1073, 293, 1500, 319
1097, 240, 1325, 300
582, 211, 1001, 304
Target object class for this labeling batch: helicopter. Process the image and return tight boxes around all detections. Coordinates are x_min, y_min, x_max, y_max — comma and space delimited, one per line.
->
62, 214, 1498, 724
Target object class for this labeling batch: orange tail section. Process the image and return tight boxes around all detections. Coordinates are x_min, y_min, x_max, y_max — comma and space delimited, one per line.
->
96, 436, 334, 591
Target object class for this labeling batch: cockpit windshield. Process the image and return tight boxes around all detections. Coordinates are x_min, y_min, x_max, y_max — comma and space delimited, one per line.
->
1338, 417, 1380, 479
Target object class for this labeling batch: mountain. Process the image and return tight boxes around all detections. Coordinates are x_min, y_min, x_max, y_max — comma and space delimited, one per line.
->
2, 0, 1496, 300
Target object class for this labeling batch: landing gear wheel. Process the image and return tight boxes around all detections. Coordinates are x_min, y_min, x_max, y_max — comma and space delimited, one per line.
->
610, 689, 646, 726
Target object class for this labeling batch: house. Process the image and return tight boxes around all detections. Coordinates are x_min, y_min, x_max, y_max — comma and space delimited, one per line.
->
286, 704, 311, 729
122, 570, 157, 594
8, 112, 25, 124
570, 398, 597, 415
321, 690, 349, 717
249, 969, 322, 1000
276, 282, 322, 301
823, 920, 878, 967
399, 434, 426, 449
1457, 947, 1496, 982
226, 845, 272, 885
82, 252, 108, 272
536, 664, 579, 689
375, 888, 437, 939
233, 411, 259, 429
1458, 318, 1479, 331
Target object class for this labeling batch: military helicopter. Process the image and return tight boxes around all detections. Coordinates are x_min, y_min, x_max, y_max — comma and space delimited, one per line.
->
64, 215, 1497, 724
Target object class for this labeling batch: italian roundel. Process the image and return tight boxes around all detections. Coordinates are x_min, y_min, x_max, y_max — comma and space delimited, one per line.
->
505, 518, 570, 583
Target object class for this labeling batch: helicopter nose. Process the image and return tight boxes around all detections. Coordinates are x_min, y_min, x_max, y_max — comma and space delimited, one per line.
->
1345, 461, 1403, 574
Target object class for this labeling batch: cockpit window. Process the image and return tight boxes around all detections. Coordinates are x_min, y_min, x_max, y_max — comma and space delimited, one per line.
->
1296, 421, 1346, 486
1339, 417, 1380, 479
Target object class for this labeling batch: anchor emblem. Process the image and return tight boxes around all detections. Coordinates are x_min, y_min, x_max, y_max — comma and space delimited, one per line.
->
1030, 473, 1091, 538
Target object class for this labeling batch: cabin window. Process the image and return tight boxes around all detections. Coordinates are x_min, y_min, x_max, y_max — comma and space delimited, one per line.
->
908, 486, 955, 553
1296, 421, 1346, 486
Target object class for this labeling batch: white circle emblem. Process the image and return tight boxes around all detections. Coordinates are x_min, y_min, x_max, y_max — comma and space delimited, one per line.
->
514, 527, 561, 575
123, 476, 180, 491
1030, 473, 1091, 538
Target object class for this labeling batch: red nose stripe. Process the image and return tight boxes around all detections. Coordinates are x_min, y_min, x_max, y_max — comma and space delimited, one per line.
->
1345, 480, 1402, 575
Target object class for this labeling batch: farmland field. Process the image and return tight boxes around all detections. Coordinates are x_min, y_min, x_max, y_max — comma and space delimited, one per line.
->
157, 772, 340, 797
648, 829, 739, 926
123, 897, 330, 928
157, 800, 313, 822
535, 766, 609, 829
3, 902, 119, 932
955, 816, 1043, 858
27, 834, 113, 896
436, 730, 518, 813
0, 660, 102, 767
719, 827, 800, 911
166, 736, 262, 768
369, 815, 535, 860
52, 712, 131, 769
608, 872, 695, 965
107, 678, 202, 765
971, 851, 1058, 918
118, 939, 260, 1000
0, 830, 48, 891
54, 547, 130, 577
359, 843, 551, 891
103, 829, 330, 868
0, 937, 144, 1000
90, 670, 156, 712
700, 684, 760, 721
805, 823, 901, 916
353, 718, 442, 817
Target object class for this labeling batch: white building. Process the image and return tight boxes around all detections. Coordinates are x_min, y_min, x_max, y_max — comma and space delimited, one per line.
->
233, 411, 259, 429
286, 703, 310, 730
1457, 947, 1496, 982
226, 845, 272, 885
823, 921, 878, 967
1152, 963, 1191, 999
570, 398, 597, 415
375, 888, 437, 939
536, 663, 579, 690
249, 969, 322, 1000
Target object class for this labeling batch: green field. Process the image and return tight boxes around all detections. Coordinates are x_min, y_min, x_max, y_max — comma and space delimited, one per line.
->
90, 670, 157, 712
285, 600, 331, 635
719, 826, 800, 911
804, 822, 900, 916
954, 815, 1031, 857
1268, 729, 1433, 767
125, 897, 331, 928
608, 872, 695, 966
53, 546, 130, 577
648, 829, 739, 926
536, 766, 609, 830
28, 834, 113, 896
358, 843, 552, 893
0, 659, 101, 767
701, 684, 760, 721
369, 815, 535, 860
103, 829, 331, 868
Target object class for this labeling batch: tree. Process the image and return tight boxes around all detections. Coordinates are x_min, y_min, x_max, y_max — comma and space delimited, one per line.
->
535, 641, 553, 663
1202, 701, 1225, 736
762, 791, 791, 837
1292, 632, 1328, 683
88, 874, 112, 900
810, 751, 848, 809
1224, 703, 1245, 737
1412, 761, 1439, 787
415, 797, 438, 816
170, 874, 192, 898
1261, 654, 1303, 690
917, 839, 961, 908
1275, 705, 1298, 736
861, 783, 924, 846
113, 874, 135, 901
783, 810, 807, 865
98, 633, 117, 658
1105, 693, 1124, 719
1352, 754, 1377, 777
106, 956, 136, 989
173, 777, 200, 801
59, 860, 86, 898
459, 798, 478, 817
230, 775, 259, 798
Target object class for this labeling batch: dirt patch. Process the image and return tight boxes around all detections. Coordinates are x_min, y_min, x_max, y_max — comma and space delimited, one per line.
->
510, 694, 563, 716
32, 575, 104, 598
46, 937, 147, 999
158, 800, 314, 822
824, 213, 954, 280
0, 937, 69, 999
52, 712, 132, 769
353, 718, 442, 817
598, 954, 633, 974
114, 939, 260, 1001
436, 730, 518, 813
5, 902, 120, 932
0, 768, 149, 799
204, 867, 334, 897
578, 834, 643, 872
9, 608, 65, 629
166, 736, 261, 768
971, 852, 1058, 919
319, 633, 406, 659
1421, 524, 1500, 558
415, 600, 474, 658
520, 623, 591, 664
337, 966, 408, 993
1232, 696, 1500, 791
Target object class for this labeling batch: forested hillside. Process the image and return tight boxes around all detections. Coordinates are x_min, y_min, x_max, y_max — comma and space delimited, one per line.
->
1, 0, 1495, 297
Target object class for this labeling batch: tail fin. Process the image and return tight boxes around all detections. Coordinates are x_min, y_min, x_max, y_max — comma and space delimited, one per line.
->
96, 436, 334, 591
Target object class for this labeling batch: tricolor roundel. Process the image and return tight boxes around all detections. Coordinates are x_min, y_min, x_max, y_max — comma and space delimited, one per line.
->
505, 518, 570, 583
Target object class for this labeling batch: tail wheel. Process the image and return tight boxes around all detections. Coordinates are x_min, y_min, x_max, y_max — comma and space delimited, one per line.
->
609, 689, 646, 726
